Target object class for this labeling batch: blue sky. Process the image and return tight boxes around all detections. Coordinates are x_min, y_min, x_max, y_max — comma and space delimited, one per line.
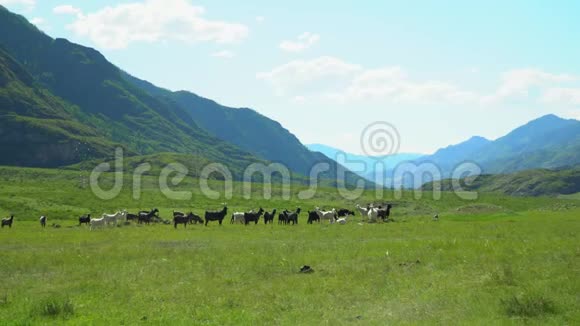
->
2, 0, 580, 154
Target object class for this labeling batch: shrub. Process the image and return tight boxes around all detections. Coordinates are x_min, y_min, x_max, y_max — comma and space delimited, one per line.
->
501, 295, 556, 318
33, 297, 74, 318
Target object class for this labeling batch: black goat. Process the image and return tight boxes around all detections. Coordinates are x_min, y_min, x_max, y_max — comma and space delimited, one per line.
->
204, 206, 228, 226
139, 208, 159, 225
173, 211, 185, 218
79, 214, 91, 226
126, 213, 138, 222
278, 210, 288, 225
337, 209, 355, 217
264, 209, 277, 224
377, 204, 393, 222
284, 208, 301, 225
189, 213, 204, 224
39, 215, 47, 228
1, 215, 14, 228
173, 214, 191, 229
244, 208, 264, 225
307, 211, 320, 224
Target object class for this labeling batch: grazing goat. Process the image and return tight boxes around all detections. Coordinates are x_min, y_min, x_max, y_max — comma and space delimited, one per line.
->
139, 208, 159, 225
336, 218, 347, 225
307, 211, 320, 224
173, 214, 191, 229
368, 204, 392, 222
367, 207, 379, 222
378, 204, 393, 222
204, 206, 228, 226
244, 208, 264, 225
187, 213, 203, 224
90, 217, 106, 230
102, 210, 127, 226
173, 212, 203, 227
79, 214, 91, 226
39, 215, 47, 228
173, 211, 186, 218
356, 204, 370, 219
278, 211, 288, 225
264, 209, 277, 224
1, 215, 14, 228
284, 208, 301, 225
231, 211, 247, 224
337, 209, 355, 217
315, 208, 337, 224
126, 213, 138, 222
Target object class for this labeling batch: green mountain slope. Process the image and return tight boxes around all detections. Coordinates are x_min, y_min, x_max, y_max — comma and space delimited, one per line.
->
122, 73, 366, 185
422, 167, 580, 197
0, 6, 261, 171
0, 6, 366, 185
423, 115, 580, 174
0, 46, 122, 166
477, 115, 580, 172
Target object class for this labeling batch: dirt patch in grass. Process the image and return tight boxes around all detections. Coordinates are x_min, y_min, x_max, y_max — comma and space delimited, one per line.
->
453, 204, 505, 214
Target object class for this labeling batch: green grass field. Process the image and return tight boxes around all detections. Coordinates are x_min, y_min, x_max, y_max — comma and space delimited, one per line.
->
0, 167, 579, 324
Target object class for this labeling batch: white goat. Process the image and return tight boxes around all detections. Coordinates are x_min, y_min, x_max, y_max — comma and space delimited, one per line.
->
102, 210, 127, 226
336, 216, 348, 225
315, 207, 337, 224
90, 217, 106, 230
355, 204, 369, 219
231, 211, 247, 224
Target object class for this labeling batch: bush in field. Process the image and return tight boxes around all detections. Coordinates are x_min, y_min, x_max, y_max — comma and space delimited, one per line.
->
501, 294, 556, 318
32, 297, 74, 319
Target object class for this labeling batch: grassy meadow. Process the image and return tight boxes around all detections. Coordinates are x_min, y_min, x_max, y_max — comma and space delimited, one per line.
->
0, 166, 579, 324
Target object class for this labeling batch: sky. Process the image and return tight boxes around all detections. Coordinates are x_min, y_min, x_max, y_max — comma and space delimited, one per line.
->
2, 0, 580, 155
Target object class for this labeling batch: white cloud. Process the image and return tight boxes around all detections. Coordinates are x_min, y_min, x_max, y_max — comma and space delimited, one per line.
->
212, 50, 235, 59
258, 57, 475, 104
257, 56, 362, 95
293, 95, 307, 103
569, 110, 580, 120
258, 57, 580, 107
53, 5, 82, 16
29, 17, 44, 25
483, 68, 577, 103
29, 16, 50, 30
466, 67, 480, 74
63, 0, 249, 50
329, 67, 477, 104
542, 87, 580, 105
0, 0, 35, 10
279, 32, 320, 53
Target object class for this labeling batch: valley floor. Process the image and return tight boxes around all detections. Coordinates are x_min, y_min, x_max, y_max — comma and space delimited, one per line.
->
0, 167, 578, 324
0, 210, 578, 324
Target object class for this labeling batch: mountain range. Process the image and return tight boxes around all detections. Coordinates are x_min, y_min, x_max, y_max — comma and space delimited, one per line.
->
0, 6, 361, 184
311, 115, 580, 187
419, 114, 580, 173
1, 5, 579, 190
422, 167, 580, 197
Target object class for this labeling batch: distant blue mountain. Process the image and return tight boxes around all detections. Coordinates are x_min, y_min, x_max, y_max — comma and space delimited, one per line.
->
311, 114, 580, 187
306, 144, 423, 181
401, 114, 580, 187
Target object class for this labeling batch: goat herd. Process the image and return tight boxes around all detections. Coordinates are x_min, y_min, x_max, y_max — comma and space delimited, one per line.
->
0, 204, 394, 231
